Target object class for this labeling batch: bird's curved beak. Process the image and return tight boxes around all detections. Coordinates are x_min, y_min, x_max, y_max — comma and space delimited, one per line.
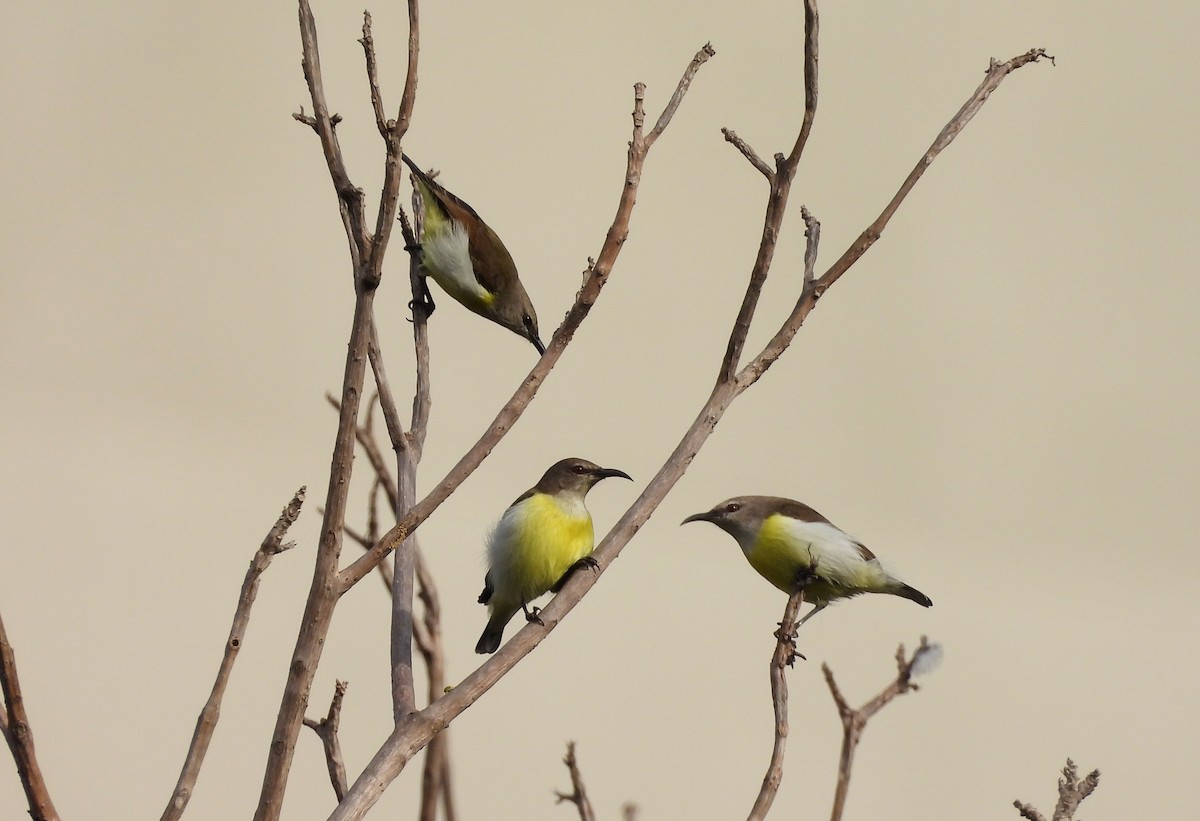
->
681, 510, 719, 526
530, 335, 546, 356
595, 467, 632, 482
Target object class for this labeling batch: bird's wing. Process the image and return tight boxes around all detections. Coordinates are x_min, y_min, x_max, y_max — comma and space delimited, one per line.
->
465, 220, 518, 296
776, 499, 877, 562
403, 156, 517, 295
775, 498, 833, 525
477, 571, 494, 605
508, 486, 538, 508
852, 540, 877, 562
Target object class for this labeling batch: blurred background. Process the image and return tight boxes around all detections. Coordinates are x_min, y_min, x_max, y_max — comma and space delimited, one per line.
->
3, 1, 1197, 818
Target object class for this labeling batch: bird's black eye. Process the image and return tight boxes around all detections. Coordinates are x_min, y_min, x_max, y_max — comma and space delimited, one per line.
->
725, 503, 741, 513
523, 314, 535, 330
572, 464, 588, 474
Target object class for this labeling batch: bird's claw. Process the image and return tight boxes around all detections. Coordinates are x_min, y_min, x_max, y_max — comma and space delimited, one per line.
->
523, 605, 545, 626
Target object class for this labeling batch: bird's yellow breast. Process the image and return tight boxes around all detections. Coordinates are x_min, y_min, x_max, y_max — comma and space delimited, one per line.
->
747, 514, 886, 602
414, 180, 495, 311
494, 493, 594, 603
747, 515, 814, 594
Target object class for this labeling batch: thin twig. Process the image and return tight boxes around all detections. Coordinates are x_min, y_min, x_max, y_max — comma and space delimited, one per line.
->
554, 741, 597, 821
721, 128, 772, 179
824, 637, 941, 821
647, 43, 715, 143
160, 488, 303, 821
747, 588, 807, 821
303, 681, 350, 801
800, 207, 820, 287
0, 611, 61, 821
360, 12, 389, 137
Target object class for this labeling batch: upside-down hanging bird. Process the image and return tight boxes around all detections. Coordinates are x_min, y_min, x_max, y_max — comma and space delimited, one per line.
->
403, 155, 544, 354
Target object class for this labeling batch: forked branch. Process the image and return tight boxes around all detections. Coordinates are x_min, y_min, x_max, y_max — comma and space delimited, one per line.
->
1013, 758, 1100, 821
554, 741, 597, 821
823, 637, 942, 821
304, 681, 350, 801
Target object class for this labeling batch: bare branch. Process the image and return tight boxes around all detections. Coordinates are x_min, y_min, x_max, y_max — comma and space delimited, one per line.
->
747, 587, 806, 820
721, 128, 773, 179
303, 681, 350, 802
647, 43, 716, 145
395, 0, 420, 139
0, 611, 61, 821
1014, 758, 1100, 821
554, 741, 597, 821
162, 488, 303, 821
296, 0, 369, 260
360, 12, 389, 137
785, 0, 820, 166
1013, 802, 1047, 821
800, 207, 820, 287
825, 637, 940, 821
736, 48, 1052, 391
414, 549, 454, 821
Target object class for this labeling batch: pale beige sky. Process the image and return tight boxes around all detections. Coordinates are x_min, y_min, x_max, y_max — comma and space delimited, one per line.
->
3, 1, 1198, 819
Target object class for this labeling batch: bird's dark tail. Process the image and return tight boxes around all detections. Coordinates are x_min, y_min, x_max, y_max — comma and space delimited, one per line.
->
475, 616, 507, 655
893, 583, 933, 608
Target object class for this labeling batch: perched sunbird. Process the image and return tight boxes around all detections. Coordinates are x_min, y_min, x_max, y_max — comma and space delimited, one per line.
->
682, 496, 931, 626
402, 155, 545, 354
475, 458, 632, 654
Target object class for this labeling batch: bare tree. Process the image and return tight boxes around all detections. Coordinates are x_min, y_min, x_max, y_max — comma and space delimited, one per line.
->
0, 1, 1059, 819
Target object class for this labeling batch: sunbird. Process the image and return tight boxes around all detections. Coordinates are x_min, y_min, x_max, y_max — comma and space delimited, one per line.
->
683, 496, 931, 626
476, 458, 632, 654
403, 155, 545, 354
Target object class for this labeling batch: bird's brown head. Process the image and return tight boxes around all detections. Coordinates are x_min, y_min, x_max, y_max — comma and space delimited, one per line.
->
536, 458, 632, 498
493, 283, 544, 355
682, 496, 769, 543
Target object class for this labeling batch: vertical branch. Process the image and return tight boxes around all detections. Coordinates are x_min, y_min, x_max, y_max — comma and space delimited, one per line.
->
554, 742, 597, 821
0, 611, 61, 821
303, 681, 350, 802
255, 2, 403, 816
717, 0, 817, 384
824, 637, 941, 821
161, 489, 304, 821
414, 550, 455, 821
746, 588, 806, 821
